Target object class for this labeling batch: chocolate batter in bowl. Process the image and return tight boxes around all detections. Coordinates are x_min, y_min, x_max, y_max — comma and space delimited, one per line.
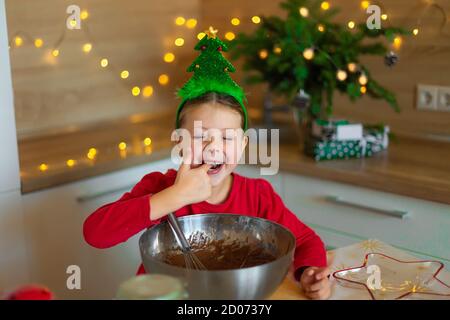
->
139, 214, 296, 299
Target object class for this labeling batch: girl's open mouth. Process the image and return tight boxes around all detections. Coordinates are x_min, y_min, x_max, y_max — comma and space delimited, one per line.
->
203, 161, 224, 175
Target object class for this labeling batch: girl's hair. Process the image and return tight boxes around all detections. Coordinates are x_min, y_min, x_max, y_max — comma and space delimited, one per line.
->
178, 92, 246, 129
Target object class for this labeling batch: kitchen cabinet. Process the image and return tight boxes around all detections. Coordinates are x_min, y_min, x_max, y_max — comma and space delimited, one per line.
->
22, 158, 175, 299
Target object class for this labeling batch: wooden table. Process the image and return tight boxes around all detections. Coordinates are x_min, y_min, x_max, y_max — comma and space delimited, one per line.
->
269, 239, 450, 300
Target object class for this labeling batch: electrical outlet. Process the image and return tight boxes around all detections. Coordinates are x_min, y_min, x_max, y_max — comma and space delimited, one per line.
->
416, 84, 438, 110
437, 86, 450, 112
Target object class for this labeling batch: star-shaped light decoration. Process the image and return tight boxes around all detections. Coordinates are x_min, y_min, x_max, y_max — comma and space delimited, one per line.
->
333, 253, 450, 300
205, 26, 218, 39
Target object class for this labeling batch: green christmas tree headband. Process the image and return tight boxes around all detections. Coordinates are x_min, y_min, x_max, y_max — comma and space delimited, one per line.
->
176, 27, 248, 131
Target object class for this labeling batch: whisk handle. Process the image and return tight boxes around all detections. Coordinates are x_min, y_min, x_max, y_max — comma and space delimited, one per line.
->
167, 212, 191, 252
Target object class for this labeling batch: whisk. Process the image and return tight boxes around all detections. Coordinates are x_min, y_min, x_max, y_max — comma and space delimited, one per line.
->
167, 213, 206, 270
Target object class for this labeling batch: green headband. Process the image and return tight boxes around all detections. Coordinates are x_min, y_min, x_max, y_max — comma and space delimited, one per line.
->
176, 27, 248, 131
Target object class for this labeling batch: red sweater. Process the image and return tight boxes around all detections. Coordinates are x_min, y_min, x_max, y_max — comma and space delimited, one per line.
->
83, 169, 326, 280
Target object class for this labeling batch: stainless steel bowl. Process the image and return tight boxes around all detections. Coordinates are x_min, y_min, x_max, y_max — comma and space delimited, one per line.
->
139, 213, 295, 299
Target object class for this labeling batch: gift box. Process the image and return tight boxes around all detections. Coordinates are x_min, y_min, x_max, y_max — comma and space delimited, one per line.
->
305, 123, 389, 161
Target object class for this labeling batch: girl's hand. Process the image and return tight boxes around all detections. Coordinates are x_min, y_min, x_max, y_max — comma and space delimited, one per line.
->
173, 147, 212, 206
300, 266, 331, 300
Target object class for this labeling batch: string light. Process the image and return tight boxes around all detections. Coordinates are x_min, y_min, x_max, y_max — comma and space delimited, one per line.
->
259, 49, 268, 59
381, 14, 388, 21
231, 18, 240, 26
348, 21, 355, 29
143, 137, 152, 146
14, 36, 23, 47
131, 86, 141, 96
225, 32, 235, 41
52, 49, 60, 57
118, 142, 127, 151
197, 32, 206, 40
186, 18, 197, 29
361, 1, 370, 10
80, 10, 89, 20
299, 7, 309, 17
251, 16, 261, 24
273, 46, 282, 54
348, 63, 358, 72
66, 159, 76, 167
100, 58, 108, 67
318, 24, 325, 32
34, 38, 43, 48
174, 38, 185, 46
158, 74, 169, 85
87, 148, 97, 160
413, 28, 419, 36
120, 70, 129, 79
163, 52, 175, 63
82, 43, 92, 53
336, 69, 348, 81
39, 163, 48, 172
360, 86, 367, 94
321, 1, 330, 10
303, 48, 315, 60
393, 36, 402, 49
359, 73, 368, 85
69, 19, 77, 28
142, 85, 154, 97
175, 16, 185, 26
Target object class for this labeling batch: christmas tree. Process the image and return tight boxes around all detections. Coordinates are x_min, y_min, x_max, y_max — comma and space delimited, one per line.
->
177, 27, 247, 129
228, 0, 409, 121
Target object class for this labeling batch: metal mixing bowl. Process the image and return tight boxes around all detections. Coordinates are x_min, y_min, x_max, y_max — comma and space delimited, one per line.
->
139, 213, 295, 299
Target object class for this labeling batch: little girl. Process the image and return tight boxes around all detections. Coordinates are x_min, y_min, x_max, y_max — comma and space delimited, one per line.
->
83, 29, 331, 300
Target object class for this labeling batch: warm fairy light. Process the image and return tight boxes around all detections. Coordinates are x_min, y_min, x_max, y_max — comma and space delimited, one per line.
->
82, 43, 92, 53
175, 16, 185, 26
131, 86, 141, 96
52, 49, 60, 57
225, 32, 235, 41
303, 48, 315, 60
393, 36, 402, 49
413, 28, 419, 36
69, 19, 77, 28
80, 10, 89, 20
251, 16, 261, 24
100, 58, 108, 67
273, 46, 282, 54
120, 70, 130, 79
197, 32, 206, 40
336, 70, 348, 81
66, 159, 76, 167
321, 1, 330, 10
259, 49, 268, 59
142, 85, 154, 98
14, 36, 23, 47
87, 148, 97, 160
158, 74, 169, 85
381, 14, 388, 21
318, 24, 325, 32
299, 7, 309, 17
231, 18, 240, 26
174, 38, 185, 46
348, 63, 358, 72
39, 163, 48, 172
118, 142, 127, 151
163, 52, 175, 63
348, 21, 355, 29
144, 137, 152, 146
361, 1, 370, 10
34, 38, 43, 48
359, 73, 368, 85
186, 18, 197, 29
360, 86, 367, 94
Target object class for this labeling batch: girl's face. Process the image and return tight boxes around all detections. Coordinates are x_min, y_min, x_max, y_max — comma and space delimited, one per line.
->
180, 102, 248, 187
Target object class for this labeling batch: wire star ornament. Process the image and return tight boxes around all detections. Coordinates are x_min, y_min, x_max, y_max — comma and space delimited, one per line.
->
205, 26, 218, 39
333, 253, 450, 300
